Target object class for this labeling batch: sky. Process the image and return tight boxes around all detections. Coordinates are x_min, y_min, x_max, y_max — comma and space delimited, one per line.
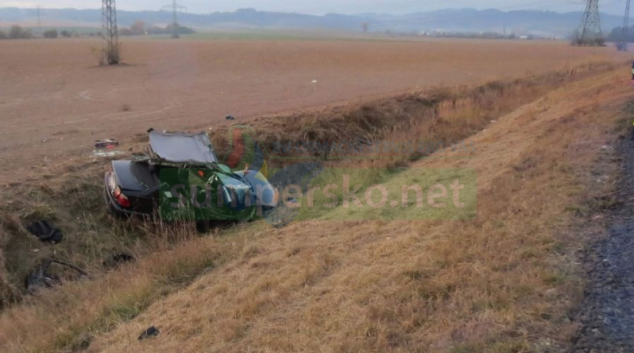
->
0, 0, 627, 16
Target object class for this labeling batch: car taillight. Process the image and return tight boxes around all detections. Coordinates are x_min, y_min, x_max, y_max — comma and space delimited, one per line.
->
113, 186, 131, 208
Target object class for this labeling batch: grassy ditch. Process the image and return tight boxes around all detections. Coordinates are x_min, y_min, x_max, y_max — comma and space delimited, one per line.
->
81, 68, 634, 353
0, 60, 620, 352
210, 60, 617, 167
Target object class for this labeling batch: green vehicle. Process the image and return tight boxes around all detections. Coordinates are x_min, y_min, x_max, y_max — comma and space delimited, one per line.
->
104, 129, 290, 231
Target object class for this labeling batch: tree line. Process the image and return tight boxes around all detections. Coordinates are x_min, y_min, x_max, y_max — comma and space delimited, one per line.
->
607, 26, 634, 42
119, 20, 195, 36
0, 25, 33, 39
0, 21, 195, 40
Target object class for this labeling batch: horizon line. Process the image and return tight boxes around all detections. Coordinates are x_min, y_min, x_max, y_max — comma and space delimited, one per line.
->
0, 6, 623, 18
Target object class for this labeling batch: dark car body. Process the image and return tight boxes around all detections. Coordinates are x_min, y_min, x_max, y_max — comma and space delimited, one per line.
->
104, 130, 279, 225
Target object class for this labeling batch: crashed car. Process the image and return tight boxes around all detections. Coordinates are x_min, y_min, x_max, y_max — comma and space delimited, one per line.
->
104, 129, 283, 230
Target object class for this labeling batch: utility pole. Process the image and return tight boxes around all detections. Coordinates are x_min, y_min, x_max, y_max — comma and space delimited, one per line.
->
36, 6, 41, 32
163, 0, 186, 39
172, 0, 178, 38
576, 0, 603, 46
102, 0, 120, 65
619, 0, 631, 51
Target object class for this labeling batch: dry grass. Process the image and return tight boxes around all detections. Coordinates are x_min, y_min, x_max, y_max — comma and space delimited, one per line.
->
0, 60, 627, 352
83, 68, 632, 353
0, 233, 222, 352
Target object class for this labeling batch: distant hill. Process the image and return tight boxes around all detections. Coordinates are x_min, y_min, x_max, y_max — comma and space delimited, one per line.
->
0, 7, 624, 37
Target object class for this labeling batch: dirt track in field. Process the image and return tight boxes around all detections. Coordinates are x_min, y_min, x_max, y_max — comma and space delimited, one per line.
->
0, 37, 623, 183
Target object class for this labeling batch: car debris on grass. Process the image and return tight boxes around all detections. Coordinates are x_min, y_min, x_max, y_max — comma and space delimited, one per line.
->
26, 220, 63, 244
25, 259, 88, 294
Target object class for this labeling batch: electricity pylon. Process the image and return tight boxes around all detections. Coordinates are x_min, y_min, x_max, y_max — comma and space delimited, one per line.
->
619, 0, 631, 51
102, 0, 120, 65
163, 0, 186, 39
575, 0, 604, 46
36, 6, 41, 31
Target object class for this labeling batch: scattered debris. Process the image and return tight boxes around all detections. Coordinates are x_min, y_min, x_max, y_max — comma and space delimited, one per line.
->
226, 115, 235, 121
93, 139, 122, 158
25, 260, 59, 294
91, 150, 123, 158
94, 139, 119, 149
25, 259, 87, 294
26, 220, 63, 244
131, 152, 149, 160
600, 145, 613, 151
112, 253, 135, 264
103, 253, 136, 269
138, 326, 160, 340
41, 137, 63, 143
544, 288, 558, 298
596, 176, 610, 184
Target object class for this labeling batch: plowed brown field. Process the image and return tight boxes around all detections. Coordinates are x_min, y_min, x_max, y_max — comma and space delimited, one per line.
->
0, 37, 622, 182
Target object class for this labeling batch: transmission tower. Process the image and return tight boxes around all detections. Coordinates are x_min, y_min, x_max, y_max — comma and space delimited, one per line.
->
102, 0, 120, 65
576, 0, 603, 46
163, 0, 186, 39
36, 6, 41, 31
619, 0, 631, 50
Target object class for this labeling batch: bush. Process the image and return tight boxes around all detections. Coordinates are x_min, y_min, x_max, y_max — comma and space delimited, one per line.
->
60, 30, 72, 38
43, 29, 58, 39
165, 24, 195, 35
119, 28, 132, 36
8, 25, 32, 39
9, 25, 23, 39
0, 31, 6, 40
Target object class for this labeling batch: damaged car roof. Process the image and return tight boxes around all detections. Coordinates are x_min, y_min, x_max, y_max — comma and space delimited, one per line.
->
148, 130, 218, 164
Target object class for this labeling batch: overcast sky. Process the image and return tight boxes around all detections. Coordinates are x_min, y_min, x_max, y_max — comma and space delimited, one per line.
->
0, 0, 626, 16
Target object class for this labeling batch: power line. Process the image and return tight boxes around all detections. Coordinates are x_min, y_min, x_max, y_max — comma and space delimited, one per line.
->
36, 6, 41, 30
102, 0, 120, 65
619, 0, 631, 50
163, 0, 186, 39
624, 0, 631, 30
575, 0, 604, 46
